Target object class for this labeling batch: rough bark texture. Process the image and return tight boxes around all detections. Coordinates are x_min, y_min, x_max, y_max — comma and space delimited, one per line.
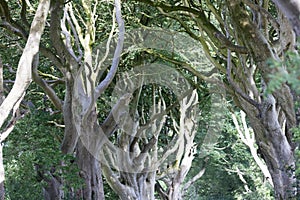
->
49, 0, 80, 155
62, 0, 124, 198
47, 0, 126, 198
0, 145, 4, 200
227, 2, 296, 198
1, 0, 122, 198
232, 111, 273, 187
35, 164, 63, 200
271, 0, 300, 37
231, 1, 294, 198
76, 141, 104, 200
61, 74, 78, 154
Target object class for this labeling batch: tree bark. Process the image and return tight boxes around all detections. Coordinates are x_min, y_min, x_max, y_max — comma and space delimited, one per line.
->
101, 87, 198, 200
133, 0, 299, 198
226, 1, 297, 198
0, 145, 4, 200
35, 164, 63, 200
76, 141, 104, 200
244, 95, 296, 199
0, 0, 50, 127
271, 0, 300, 37
61, 74, 79, 154
0, 0, 50, 199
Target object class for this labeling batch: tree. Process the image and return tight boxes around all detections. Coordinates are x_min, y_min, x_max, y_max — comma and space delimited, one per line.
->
271, 0, 300, 37
99, 65, 200, 199
1, 0, 125, 198
0, 0, 50, 198
4, 110, 82, 200
2, 0, 299, 199
92, 25, 225, 199
134, 0, 299, 199
231, 110, 273, 187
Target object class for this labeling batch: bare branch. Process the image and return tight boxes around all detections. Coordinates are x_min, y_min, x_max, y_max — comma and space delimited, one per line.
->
242, 0, 279, 32
0, 0, 28, 39
31, 54, 63, 110
133, 136, 157, 165
182, 157, 208, 192
94, 0, 124, 98
65, 9, 83, 61
21, 0, 30, 28
67, 3, 85, 45
0, 58, 4, 105
231, 110, 274, 187
61, 8, 80, 62
95, 8, 116, 74
0, 0, 50, 129
101, 93, 132, 137
0, 92, 24, 142
226, 38, 260, 110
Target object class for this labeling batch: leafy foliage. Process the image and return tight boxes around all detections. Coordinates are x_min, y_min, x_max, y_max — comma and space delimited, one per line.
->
4, 109, 82, 199
184, 115, 273, 199
267, 52, 300, 94
1, 0, 298, 199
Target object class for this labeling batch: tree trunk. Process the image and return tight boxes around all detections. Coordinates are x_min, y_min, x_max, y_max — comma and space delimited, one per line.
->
226, 1, 297, 198
271, 0, 300, 37
34, 163, 64, 200
168, 170, 184, 200
76, 140, 104, 200
0, 145, 4, 200
42, 174, 63, 200
61, 75, 79, 154
102, 165, 156, 200
247, 95, 296, 199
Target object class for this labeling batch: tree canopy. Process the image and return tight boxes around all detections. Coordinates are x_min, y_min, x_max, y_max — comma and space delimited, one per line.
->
0, 0, 300, 199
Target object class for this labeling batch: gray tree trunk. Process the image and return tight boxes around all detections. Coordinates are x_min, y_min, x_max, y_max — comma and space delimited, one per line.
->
227, 1, 297, 198
271, 0, 300, 37
76, 141, 104, 200
0, 145, 4, 200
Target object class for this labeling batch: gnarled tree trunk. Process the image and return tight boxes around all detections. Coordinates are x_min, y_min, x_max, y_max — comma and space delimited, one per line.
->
226, 1, 297, 198
76, 141, 104, 200
48, 0, 125, 198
